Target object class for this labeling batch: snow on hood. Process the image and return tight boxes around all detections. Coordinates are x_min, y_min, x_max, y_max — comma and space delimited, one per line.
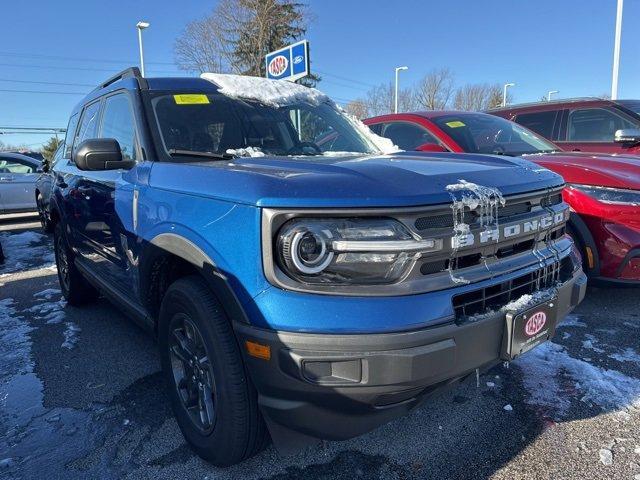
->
201, 73, 400, 155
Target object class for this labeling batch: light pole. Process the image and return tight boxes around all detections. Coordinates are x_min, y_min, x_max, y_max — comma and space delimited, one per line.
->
611, 0, 623, 100
502, 83, 515, 107
136, 21, 150, 77
547, 90, 559, 101
394, 66, 408, 113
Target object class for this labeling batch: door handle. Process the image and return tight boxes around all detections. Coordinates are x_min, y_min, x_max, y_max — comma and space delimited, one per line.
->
572, 148, 581, 152
0, 176, 13, 181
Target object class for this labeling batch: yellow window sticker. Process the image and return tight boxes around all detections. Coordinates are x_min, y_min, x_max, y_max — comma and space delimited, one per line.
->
445, 121, 465, 128
173, 94, 210, 105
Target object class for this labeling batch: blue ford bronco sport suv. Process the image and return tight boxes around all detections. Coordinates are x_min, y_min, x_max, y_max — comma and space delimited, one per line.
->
51, 67, 586, 466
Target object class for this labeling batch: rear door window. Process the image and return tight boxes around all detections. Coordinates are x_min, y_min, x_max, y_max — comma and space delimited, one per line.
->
100, 93, 138, 161
64, 113, 79, 158
514, 110, 558, 139
381, 122, 440, 150
0, 158, 36, 174
73, 101, 102, 153
567, 107, 637, 142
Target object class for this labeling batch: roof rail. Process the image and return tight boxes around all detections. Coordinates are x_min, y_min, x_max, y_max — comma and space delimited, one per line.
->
487, 96, 606, 111
95, 67, 142, 90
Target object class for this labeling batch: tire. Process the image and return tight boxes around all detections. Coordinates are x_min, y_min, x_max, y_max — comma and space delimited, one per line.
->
159, 275, 267, 466
567, 224, 588, 272
53, 222, 99, 305
37, 194, 53, 233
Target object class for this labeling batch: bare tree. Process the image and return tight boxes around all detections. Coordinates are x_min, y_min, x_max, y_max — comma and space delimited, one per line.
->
344, 99, 369, 120
174, 0, 311, 78
415, 68, 454, 110
454, 83, 510, 111
174, 0, 238, 74
363, 82, 416, 117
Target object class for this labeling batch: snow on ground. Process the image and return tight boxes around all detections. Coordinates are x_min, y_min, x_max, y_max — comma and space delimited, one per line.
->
516, 340, 640, 416
0, 231, 55, 274
27, 297, 67, 325
558, 314, 587, 328
61, 322, 81, 349
0, 298, 33, 381
611, 348, 640, 364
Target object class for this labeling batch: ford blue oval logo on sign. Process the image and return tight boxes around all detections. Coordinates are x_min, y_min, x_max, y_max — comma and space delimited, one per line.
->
265, 40, 309, 82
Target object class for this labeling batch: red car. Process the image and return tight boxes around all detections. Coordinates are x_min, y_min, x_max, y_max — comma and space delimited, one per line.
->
365, 111, 640, 285
487, 98, 640, 155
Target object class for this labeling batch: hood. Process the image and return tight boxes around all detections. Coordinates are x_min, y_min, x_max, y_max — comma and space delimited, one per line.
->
149, 151, 563, 208
524, 151, 640, 190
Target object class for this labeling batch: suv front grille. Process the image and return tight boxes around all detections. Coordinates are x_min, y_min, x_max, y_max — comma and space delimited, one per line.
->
413, 192, 561, 232
452, 256, 574, 322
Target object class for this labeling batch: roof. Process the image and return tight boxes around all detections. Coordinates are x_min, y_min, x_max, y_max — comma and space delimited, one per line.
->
486, 97, 610, 112
72, 67, 221, 115
0, 152, 42, 164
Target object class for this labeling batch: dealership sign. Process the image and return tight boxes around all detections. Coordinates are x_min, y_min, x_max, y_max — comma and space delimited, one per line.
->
265, 40, 309, 82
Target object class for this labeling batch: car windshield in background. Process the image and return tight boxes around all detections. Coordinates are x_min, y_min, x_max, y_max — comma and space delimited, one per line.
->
618, 100, 640, 116
151, 93, 378, 158
433, 113, 558, 156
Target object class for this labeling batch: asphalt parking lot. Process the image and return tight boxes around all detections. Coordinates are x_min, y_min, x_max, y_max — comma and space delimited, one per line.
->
1, 215, 639, 480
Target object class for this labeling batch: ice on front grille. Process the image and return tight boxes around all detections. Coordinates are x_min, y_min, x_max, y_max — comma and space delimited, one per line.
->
445, 180, 506, 284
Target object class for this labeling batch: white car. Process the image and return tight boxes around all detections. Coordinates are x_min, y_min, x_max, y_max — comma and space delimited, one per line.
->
0, 152, 41, 214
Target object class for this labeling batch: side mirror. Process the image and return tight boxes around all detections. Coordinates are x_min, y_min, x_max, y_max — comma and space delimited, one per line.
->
614, 128, 640, 145
73, 138, 134, 171
415, 143, 448, 153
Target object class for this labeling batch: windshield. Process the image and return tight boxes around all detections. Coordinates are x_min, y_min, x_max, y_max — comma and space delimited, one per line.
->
618, 100, 640, 117
432, 113, 558, 156
151, 93, 379, 158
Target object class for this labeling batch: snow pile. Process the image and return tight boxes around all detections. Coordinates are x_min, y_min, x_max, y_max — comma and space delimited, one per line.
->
582, 334, 605, 353
611, 348, 640, 364
201, 73, 401, 155
0, 231, 55, 274
558, 314, 587, 328
516, 341, 640, 416
226, 147, 266, 158
202, 73, 329, 108
464, 288, 556, 323
341, 110, 401, 154
62, 322, 81, 349
27, 297, 67, 325
0, 299, 34, 382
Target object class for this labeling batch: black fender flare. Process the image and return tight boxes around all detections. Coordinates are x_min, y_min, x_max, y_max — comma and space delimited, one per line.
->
568, 212, 600, 276
146, 233, 251, 327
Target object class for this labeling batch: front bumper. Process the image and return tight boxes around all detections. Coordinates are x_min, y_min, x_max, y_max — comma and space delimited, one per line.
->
236, 268, 587, 443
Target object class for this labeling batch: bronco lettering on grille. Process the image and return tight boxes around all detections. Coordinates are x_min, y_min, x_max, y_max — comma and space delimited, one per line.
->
451, 211, 565, 249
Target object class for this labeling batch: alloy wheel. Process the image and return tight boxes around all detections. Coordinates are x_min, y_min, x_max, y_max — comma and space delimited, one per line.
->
56, 234, 70, 292
169, 314, 217, 434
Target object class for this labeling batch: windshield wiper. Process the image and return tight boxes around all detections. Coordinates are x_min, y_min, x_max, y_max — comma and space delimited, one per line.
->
168, 149, 236, 160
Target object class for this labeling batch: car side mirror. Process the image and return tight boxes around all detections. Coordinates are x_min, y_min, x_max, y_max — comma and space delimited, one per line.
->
415, 143, 448, 153
614, 128, 640, 145
73, 138, 134, 171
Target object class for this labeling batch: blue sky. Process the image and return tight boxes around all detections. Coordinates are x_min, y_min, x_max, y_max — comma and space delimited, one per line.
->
2, 0, 638, 149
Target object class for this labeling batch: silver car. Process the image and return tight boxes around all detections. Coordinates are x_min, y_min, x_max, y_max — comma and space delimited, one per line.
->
0, 152, 41, 214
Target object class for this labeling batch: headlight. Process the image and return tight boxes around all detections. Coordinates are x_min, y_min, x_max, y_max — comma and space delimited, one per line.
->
570, 184, 640, 206
276, 218, 441, 285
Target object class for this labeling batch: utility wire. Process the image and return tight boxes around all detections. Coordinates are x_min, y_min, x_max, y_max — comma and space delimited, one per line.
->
0, 51, 175, 66
0, 78, 95, 87
0, 88, 87, 95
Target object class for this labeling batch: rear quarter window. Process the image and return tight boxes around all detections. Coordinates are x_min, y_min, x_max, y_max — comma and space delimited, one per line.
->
514, 111, 558, 139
